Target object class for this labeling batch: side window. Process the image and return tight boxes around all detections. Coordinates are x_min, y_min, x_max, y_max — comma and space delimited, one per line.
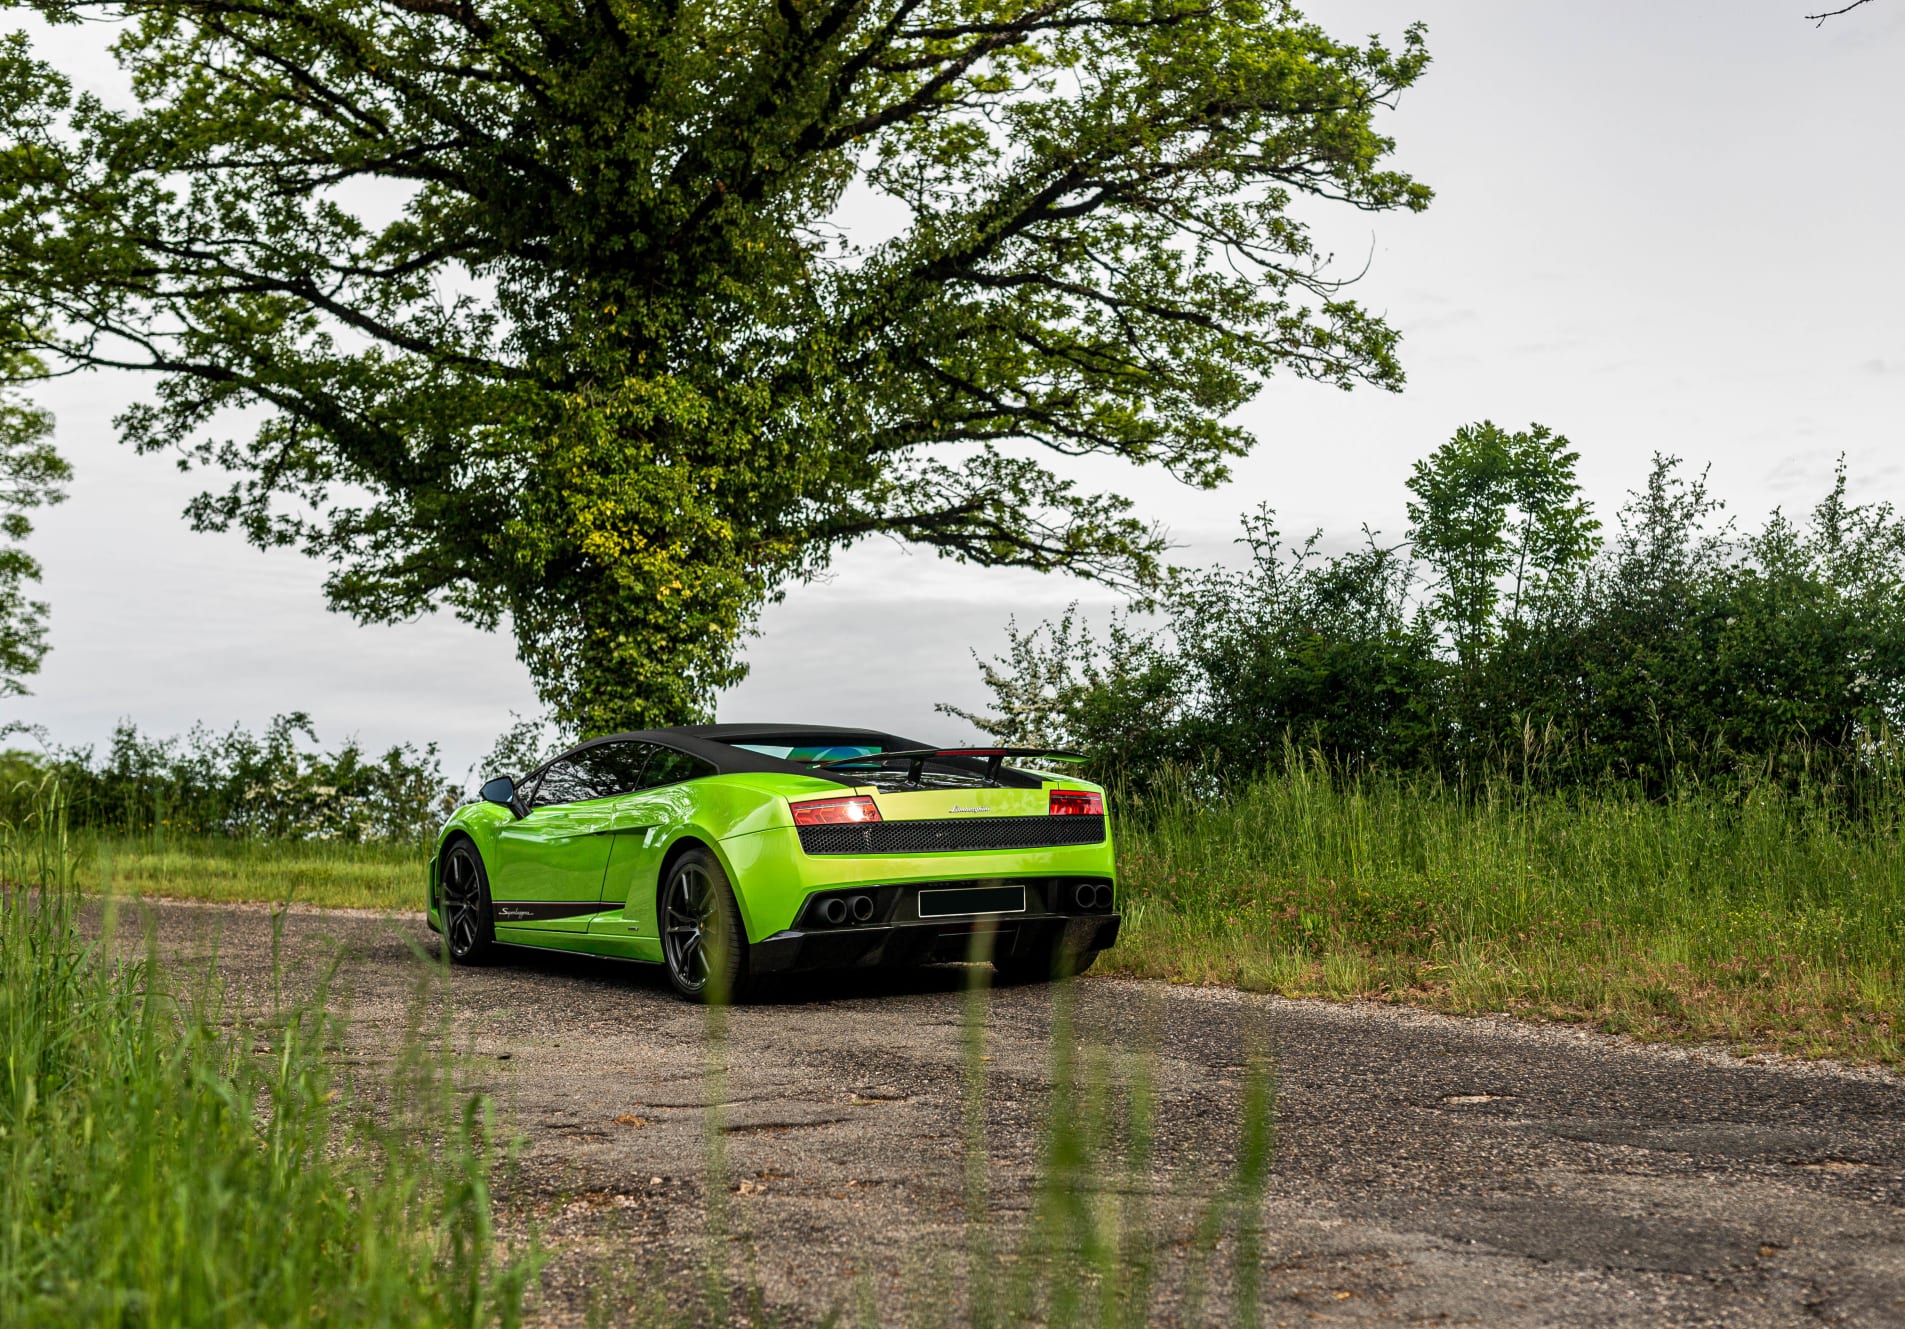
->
517, 770, 545, 807
639, 746, 715, 789
530, 758, 593, 808
572, 741, 653, 800
531, 741, 656, 808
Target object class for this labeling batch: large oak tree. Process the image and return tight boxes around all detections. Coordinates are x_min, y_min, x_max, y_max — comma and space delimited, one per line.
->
0, 0, 1429, 733
0, 351, 67, 696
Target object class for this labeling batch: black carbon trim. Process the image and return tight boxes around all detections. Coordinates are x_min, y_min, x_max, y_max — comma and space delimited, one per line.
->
797, 814, 1106, 855
794, 876, 1114, 929
749, 914, 1122, 975
490, 900, 615, 924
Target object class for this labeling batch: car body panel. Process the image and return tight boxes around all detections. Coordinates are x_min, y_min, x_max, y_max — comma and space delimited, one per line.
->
426, 727, 1118, 980
490, 795, 619, 929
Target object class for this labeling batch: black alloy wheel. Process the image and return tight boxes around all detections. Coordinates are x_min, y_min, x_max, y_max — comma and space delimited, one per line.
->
661, 848, 750, 1003
440, 838, 497, 965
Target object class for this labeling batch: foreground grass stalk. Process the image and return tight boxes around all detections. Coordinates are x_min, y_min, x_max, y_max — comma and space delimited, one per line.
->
699, 988, 735, 1329
931, 962, 1276, 1329
1230, 1046, 1276, 1329
961, 929, 998, 1329
0, 788, 534, 1328
1109, 1024, 1158, 1329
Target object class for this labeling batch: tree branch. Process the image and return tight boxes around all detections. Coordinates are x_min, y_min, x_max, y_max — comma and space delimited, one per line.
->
1806, 0, 1877, 22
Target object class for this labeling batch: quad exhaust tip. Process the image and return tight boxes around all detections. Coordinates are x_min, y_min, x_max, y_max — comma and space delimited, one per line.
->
850, 894, 875, 923
1074, 882, 1115, 911
818, 897, 849, 926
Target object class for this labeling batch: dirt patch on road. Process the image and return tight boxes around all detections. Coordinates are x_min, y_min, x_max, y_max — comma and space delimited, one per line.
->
133, 901, 1905, 1327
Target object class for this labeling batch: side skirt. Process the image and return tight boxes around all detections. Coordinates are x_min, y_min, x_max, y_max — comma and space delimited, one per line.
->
492, 910, 662, 963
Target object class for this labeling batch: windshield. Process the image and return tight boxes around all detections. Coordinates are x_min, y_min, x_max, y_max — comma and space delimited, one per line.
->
733, 743, 886, 764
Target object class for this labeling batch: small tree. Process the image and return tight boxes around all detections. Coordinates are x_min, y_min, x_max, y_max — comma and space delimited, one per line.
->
1404, 421, 1598, 667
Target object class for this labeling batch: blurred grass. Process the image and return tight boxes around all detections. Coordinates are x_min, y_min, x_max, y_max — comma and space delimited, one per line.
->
1106, 766, 1905, 1064
1, 792, 535, 1327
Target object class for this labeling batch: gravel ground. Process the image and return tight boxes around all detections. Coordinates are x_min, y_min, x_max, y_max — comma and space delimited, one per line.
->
134, 900, 1905, 1327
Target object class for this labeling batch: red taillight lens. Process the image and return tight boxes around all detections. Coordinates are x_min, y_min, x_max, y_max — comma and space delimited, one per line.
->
789, 795, 882, 827
1049, 790, 1103, 816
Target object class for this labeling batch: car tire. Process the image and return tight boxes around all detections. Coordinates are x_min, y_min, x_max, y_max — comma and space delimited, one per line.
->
661, 847, 752, 1003
440, 837, 499, 966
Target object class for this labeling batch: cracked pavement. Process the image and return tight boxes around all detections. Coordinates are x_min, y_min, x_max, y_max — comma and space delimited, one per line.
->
134, 900, 1905, 1327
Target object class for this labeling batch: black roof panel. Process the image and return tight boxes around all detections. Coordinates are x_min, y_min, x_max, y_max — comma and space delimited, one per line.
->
553, 723, 934, 787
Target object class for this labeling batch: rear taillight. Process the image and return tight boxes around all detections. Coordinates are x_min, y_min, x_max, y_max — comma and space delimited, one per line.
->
1048, 790, 1103, 816
789, 795, 882, 826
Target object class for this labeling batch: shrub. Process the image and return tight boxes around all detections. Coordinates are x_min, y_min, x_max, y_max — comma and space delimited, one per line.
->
6, 712, 459, 842
951, 448, 1905, 802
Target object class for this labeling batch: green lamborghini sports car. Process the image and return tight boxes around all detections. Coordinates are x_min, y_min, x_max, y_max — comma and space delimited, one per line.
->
426, 724, 1120, 1000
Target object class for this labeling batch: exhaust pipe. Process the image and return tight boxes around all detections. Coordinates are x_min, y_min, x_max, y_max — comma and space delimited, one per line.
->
1074, 882, 1098, 911
850, 894, 875, 923
817, 897, 849, 926
1094, 884, 1115, 911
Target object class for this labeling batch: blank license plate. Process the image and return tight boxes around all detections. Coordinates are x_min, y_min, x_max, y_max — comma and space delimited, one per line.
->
918, 885, 1026, 918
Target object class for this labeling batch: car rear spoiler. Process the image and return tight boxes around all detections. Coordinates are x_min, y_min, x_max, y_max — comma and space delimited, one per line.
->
808, 746, 1088, 785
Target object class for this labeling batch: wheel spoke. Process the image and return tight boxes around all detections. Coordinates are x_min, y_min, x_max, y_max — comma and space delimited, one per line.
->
664, 865, 727, 992
442, 848, 487, 958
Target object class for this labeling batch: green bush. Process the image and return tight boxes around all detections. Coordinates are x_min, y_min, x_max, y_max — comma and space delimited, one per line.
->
951, 447, 1905, 803
3, 712, 459, 842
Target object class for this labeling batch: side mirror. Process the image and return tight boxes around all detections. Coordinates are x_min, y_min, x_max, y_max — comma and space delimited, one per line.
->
480, 776, 520, 816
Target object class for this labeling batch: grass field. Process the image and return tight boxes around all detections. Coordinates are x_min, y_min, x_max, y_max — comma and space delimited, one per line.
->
1102, 770, 1905, 1064
82, 771, 1905, 1065
80, 832, 422, 910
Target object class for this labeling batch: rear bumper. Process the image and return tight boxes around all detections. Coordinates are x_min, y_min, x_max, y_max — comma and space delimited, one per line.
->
719, 823, 1117, 941
750, 912, 1120, 975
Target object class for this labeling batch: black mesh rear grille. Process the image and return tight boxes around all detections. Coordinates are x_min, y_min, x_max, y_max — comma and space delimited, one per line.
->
798, 815, 1107, 855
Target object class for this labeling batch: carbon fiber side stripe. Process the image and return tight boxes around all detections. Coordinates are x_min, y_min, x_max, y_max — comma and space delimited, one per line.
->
490, 901, 618, 924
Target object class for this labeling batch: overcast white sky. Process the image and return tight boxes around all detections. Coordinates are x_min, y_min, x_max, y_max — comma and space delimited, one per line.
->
10, 0, 1904, 777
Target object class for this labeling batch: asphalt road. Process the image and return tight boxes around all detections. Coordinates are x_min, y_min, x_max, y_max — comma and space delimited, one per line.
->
138, 901, 1905, 1327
